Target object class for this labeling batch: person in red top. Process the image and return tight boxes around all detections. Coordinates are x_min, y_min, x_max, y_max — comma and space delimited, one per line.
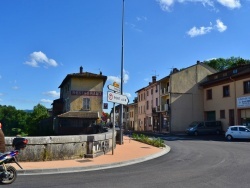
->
0, 122, 6, 154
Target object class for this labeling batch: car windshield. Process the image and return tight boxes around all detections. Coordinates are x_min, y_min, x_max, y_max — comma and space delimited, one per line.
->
189, 121, 200, 128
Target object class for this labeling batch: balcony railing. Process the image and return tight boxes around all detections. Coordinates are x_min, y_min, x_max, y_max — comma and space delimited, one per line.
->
156, 104, 169, 112
161, 87, 170, 95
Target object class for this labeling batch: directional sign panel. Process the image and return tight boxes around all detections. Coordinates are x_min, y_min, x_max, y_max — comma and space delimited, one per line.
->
107, 84, 120, 93
107, 91, 129, 105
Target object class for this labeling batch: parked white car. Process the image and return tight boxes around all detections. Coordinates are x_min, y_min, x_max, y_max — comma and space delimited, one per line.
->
225, 125, 250, 141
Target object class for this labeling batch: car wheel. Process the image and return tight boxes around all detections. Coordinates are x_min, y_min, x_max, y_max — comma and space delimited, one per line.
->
194, 131, 198, 136
226, 135, 233, 141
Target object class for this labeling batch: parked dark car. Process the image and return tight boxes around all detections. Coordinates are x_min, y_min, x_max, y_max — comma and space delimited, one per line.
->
186, 120, 223, 136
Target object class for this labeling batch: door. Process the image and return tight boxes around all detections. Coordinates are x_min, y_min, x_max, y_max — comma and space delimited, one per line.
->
229, 126, 239, 138
238, 127, 250, 139
229, 109, 235, 126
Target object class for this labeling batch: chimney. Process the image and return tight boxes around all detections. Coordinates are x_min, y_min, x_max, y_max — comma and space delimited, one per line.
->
80, 66, 83, 74
152, 76, 156, 83
173, 68, 179, 73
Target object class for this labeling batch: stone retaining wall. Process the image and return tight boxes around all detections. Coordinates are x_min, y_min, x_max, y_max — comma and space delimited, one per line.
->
4, 130, 115, 162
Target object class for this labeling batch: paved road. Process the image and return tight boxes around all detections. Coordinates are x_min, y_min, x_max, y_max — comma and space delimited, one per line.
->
6, 135, 250, 188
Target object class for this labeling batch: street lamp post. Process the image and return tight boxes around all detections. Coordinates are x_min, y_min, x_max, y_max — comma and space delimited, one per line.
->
119, 0, 125, 145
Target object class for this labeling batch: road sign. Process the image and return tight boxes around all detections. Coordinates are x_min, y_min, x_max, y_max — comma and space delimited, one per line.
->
107, 91, 129, 105
107, 84, 120, 93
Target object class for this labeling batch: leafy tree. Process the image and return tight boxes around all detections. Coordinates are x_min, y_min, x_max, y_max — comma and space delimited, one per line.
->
27, 104, 50, 136
0, 104, 50, 136
204, 57, 250, 71
0, 105, 29, 136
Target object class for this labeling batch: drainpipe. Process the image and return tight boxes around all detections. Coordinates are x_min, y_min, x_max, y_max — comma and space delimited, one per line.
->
230, 77, 237, 125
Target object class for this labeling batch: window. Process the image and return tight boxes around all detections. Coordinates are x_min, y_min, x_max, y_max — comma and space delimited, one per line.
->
146, 101, 149, 110
147, 91, 149, 96
233, 69, 238, 74
231, 127, 237, 131
220, 110, 225, 119
244, 80, 250, 94
223, 85, 230, 97
239, 127, 247, 132
156, 98, 158, 106
151, 89, 153, 95
206, 89, 212, 100
83, 98, 90, 110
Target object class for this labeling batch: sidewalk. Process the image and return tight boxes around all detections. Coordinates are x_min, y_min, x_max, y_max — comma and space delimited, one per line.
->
14, 136, 170, 175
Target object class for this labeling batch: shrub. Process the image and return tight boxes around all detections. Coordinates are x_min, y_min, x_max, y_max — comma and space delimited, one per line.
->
132, 133, 165, 148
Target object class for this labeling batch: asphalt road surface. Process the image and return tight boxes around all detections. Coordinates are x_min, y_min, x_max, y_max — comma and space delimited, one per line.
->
5, 135, 250, 188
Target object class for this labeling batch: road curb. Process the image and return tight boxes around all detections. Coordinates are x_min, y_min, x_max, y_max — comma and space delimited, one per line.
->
17, 145, 171, 176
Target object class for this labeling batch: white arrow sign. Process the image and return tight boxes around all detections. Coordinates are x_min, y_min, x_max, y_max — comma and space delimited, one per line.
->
107, 91, 129, 105
107, 85, 120, 93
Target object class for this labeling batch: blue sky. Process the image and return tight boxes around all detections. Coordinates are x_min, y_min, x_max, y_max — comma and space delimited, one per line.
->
0, 0, 249, 112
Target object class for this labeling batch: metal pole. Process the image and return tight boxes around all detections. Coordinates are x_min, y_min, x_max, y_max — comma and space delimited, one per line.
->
112, 103, 115, 154
119, 0, 125, 145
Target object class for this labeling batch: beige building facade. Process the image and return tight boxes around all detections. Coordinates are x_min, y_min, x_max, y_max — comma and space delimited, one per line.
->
127, 102, 138, 131
52, 66, 107, 135
201, 64, 250, 131
157, 75, 170, 132
169, 63, 217, 132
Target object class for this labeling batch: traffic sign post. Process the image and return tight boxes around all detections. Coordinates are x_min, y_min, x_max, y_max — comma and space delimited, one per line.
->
107, 84, 120, 93
107, 91, 129, 105
107, 85, 128, 154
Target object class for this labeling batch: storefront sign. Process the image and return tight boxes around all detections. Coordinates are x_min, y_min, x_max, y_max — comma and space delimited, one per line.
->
71, 90, 102, 96
237, 96, 250, 108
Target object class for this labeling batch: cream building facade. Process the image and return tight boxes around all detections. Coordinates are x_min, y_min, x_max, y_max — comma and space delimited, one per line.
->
200, 64, 250, 131
52, 66, 107, 135
169, 63, 217, 132
127, 102, 138, 131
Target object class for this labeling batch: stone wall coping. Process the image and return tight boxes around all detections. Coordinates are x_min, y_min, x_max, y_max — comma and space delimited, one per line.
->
5, 130, 114, 145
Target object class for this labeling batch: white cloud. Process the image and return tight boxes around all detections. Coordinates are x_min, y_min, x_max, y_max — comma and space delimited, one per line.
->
12, 86, 19, 90
217, 0, 241, 9
123, 70, 129, 84
126, 22, 143, 32
107, 76, 121, 84
107, 70, 129, 84
123, 92, 132, 98
136, 16, 147, 21
187, 19, 227, 37
187, 26, 213, 37
43, 90, 60, 98
157, 0, 175, 11
156, 0, 240, 11
215, 19, 227, 32
40, 99, 53, 103
24, 51, 58, 68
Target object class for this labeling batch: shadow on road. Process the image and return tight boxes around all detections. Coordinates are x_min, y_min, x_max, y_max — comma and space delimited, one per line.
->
124, 131, 250, 143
